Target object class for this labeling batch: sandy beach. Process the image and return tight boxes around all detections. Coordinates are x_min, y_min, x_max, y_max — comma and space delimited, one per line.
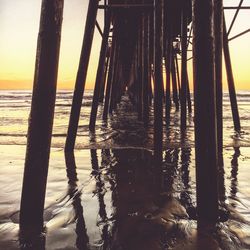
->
0, 90, 250, 249
0, 143, 250, 249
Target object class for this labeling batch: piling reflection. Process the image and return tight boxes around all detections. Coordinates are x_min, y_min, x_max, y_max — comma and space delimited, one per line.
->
41, 146, 248, 249
65, 152, 89, 250
218, 159, 226, 205
230, 147, 240, 201
108, 149, 164, 249
217, 152, 230, 223
90, 149, 110, 249
180, 147, 197, 220
95, 148, 195, 249
163, 148, 179, 193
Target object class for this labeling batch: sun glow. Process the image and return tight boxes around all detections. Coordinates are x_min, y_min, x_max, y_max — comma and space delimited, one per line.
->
0, 0, 249, 90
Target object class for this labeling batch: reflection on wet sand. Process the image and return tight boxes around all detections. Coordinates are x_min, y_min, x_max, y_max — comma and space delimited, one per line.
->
9, 145, 249, 249
65, 152, 89, 250
90, 149, 110, 249
230, 147, 240, 201
96, 148, 193, 249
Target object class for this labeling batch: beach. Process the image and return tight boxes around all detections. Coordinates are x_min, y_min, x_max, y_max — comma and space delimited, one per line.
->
0, 90, 250, 249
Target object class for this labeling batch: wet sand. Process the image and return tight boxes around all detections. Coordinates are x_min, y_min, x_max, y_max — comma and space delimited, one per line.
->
1, 90, 250, 249
1, 145, 250, 249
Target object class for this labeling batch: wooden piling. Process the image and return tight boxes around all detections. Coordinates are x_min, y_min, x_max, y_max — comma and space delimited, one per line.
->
103, 37, 117, 120
138, 17, 143, 120
109, 44, 121, 113
89, 14, 111, 131
214, 0, 223, 162
20, 0, 64, 233
171, 52, 179, 110
143, 13, 150, 124
186, 72, 192, 113
180, 4, 188, 131
193, 0, 219, 223
164, 6, 172, 123
99, 52, 110, 103
175, 53, 181, 96
223, 17, 241, 132
154, 0, 164, 162
65, 0, 99, 151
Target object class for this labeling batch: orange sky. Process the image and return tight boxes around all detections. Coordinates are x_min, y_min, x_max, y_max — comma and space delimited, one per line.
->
0, 0, 249, 90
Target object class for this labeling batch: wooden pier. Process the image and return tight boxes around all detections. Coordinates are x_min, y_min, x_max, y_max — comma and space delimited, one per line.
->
19, 0, 248, 240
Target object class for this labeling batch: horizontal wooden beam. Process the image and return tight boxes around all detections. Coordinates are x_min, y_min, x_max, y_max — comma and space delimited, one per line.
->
98, 4, 153, 9
95, 21, 103, 37
224, 6, 250, 10
229, 28, 250, 41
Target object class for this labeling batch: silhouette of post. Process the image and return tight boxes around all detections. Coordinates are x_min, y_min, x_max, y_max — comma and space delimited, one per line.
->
180, 3, 188, 131
171, 52, 179, 110
65, 0, 99, 151
143, 13, 150, 125
89, 13, 111, 131
175, 53, 181, 95
165, 39, 172, 124
99, 53, 110, 103
138, 18, 143, 121
214, 0, 223, 162
109, 43, 121, 113
20, 0, 64, 233
164, 7, 172, 122
186, 72, 192, 113
193, 0, 219, 222
103, 38, 117, 120
223, 16, 241, 132
154, 0, 164, 162
65, 152, 89, 249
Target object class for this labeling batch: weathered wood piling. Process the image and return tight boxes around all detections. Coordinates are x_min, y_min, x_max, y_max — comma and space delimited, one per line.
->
180, 2, 188, 131
89, 13, 111, 131
223, 17, 241, 132
153, 0, 164, 161
65, 0, 99, 151
193, 0, 219, 222
214, 0, 224, 163
20, 0, 64, 233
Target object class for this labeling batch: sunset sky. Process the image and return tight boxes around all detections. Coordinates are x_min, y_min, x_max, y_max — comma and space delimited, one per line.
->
0, 0, 249, 90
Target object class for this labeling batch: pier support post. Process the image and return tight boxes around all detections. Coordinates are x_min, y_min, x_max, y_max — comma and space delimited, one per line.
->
65, 0, 99, 151
103, 39, 117, 120
214, 0, 224, 162
193, 0, 219, 223
154, 0, 164, 162
89, 14, 111, 131
165, 9, 172, 122
186, 72, 192, 113
20, 0, 64, 233
137, 19, 143, 120
223, 17, 241, 132
175, 53, 181, 96
180, 4, 188, 131
171, 52, 179, 110
143, 13, 150, 124
109, 44, 120, 113
99, 54, 110, 103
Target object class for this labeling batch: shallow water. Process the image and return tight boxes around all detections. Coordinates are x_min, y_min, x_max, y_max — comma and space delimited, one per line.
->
0, 90, 250, 249
0, 90, 250, 149
0, 146, 250, 249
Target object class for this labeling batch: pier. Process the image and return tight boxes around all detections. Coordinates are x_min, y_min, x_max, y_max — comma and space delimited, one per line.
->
18, 0, 250, 248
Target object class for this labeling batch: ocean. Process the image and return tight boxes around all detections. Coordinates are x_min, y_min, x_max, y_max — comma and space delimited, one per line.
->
1, 90, 250, 149
0, 90, 250, 249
